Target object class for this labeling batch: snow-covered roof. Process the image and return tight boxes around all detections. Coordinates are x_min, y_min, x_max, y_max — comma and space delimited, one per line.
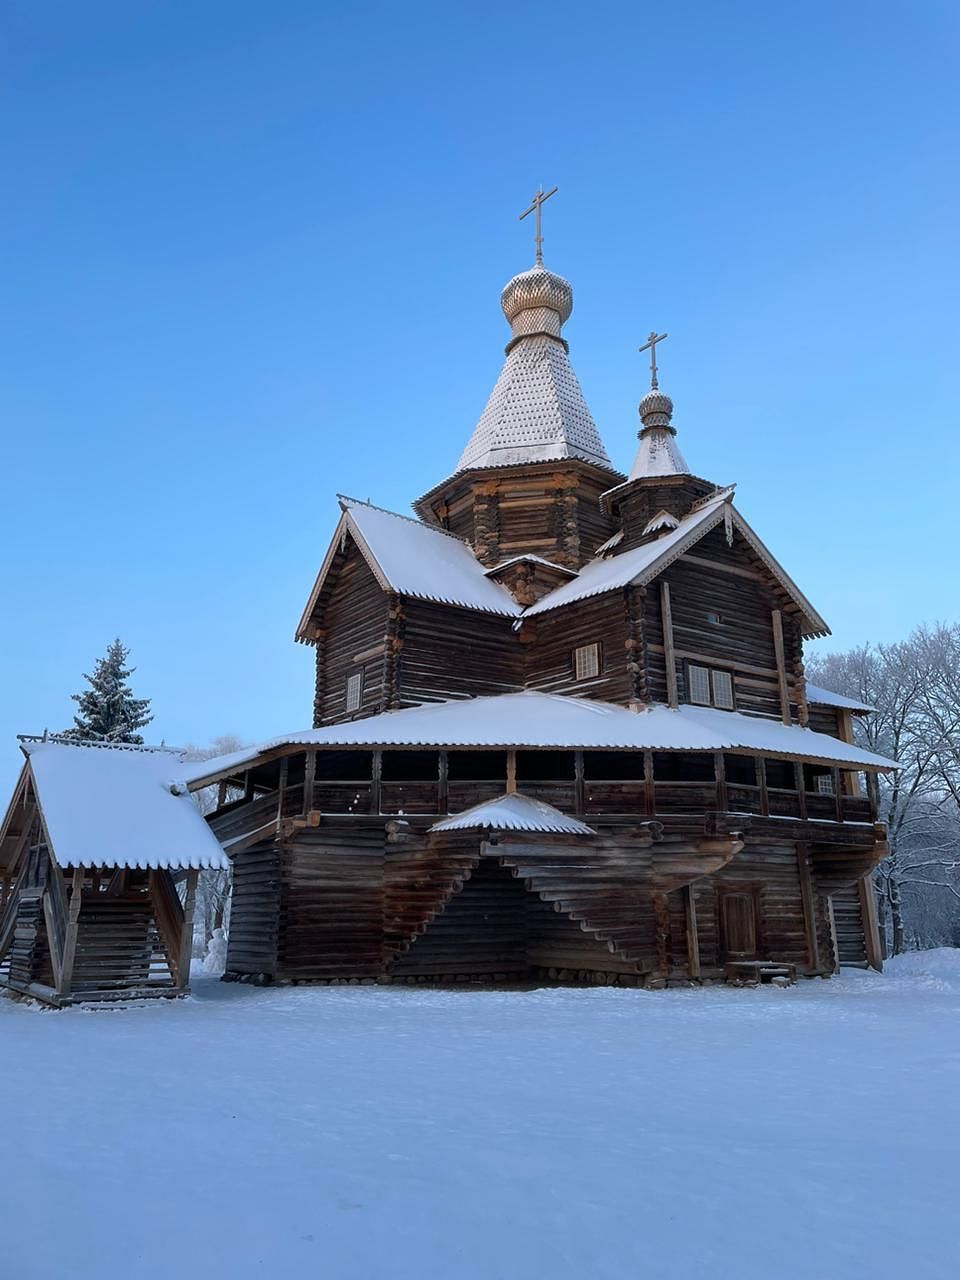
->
457, 334, 614, 473
484, 554, 578, 578
805, 683, 876, 715
19, 740, 229, 871
179, 691, 898, 787
296, 498, 521, 639
430, 792, 596, 835
525, 493, 831, 638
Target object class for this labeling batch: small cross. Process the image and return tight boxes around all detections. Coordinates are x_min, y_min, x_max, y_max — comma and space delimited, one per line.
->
519, 184, 558, 266
638, 330, 668, 389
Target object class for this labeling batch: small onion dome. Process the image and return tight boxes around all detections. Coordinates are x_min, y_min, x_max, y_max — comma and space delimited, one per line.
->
500, 265, 573, 326
638, 386, 674, 430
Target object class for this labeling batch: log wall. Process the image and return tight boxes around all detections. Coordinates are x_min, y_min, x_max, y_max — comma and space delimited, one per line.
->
313, 539, 389, 726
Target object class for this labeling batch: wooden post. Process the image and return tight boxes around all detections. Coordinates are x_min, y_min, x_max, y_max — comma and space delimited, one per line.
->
574, 751, 585, 816
660, 582, 679, 709
796, 845, 821, 973
832, 768, 843, 822
714, 752, 728, 815
643, 750, 655, 817
757, 757, 769, 817
58, 866, 84, 998
771, 609, 791, 726
276, 756, 289, 822
370, 750, 382, 816
794, 762, 807, 821
505, 750, 517, 795
685, 884, 701, 979
176, 869, 199, 991
437, 751, 448, 815
302, 749, 317, 816
858, 873, 883, 972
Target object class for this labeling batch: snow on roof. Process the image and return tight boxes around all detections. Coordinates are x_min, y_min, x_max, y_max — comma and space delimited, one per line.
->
22, 740, 229, 871
525, 495, 831, 638
179, 690, 898, 787
523, 494, 730, 617
456, 333, 614, 473
296, 498, 521, 638
484, 554, 578, 578
805, 683, 876, 715
430, 792, 596, 835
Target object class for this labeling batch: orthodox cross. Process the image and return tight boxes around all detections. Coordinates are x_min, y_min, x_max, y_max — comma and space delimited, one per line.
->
519, 184, 558, 265
639, 330, 668, 389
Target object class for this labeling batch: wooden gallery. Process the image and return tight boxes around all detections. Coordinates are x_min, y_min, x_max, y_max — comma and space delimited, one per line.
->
0, 218, 896, 1002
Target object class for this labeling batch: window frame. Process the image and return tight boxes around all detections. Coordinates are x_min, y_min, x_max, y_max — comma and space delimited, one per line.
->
345, 671, 363, 714
686, 661, 737, 711
573, 641, 601, 682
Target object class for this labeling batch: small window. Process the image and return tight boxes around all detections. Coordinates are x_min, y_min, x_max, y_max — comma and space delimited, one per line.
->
687, 663, 736, 710
707, 612, 722, 626
688, 664, 712, 705
815, 773, 835, 795
574, 643, 600, 681
345, 672, 362, 713
711, 669, 735, 710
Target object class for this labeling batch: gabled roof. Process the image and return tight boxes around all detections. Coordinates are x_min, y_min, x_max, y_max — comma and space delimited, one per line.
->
296, 497, 522, 639
2, 739, 228, 872
430, 793, 595, 835
178, 691, 898, 787
805, 683, 876, 715
456, 334, 614, 473
524, 492, 831, 637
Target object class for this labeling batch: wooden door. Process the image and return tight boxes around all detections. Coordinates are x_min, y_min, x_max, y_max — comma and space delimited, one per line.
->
720, 891, 757, 959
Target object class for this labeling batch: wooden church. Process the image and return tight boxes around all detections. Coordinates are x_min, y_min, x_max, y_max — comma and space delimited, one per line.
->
177, 191, 894, 988
2, 192, 895, 1001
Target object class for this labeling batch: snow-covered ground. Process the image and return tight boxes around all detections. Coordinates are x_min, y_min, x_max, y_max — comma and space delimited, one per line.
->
3, 954, 959, 1280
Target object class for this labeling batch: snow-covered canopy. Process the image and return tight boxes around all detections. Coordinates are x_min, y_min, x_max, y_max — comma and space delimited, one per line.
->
805, 683, 876, 715
430, 793, 596, 836
179, 690, 898, 788
19, 740, 228, 871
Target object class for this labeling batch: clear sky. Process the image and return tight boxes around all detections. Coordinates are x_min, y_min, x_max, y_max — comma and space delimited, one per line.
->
1, 0, 957, 789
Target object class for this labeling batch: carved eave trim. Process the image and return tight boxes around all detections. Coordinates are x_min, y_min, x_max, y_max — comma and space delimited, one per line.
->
413, 458, 627, 525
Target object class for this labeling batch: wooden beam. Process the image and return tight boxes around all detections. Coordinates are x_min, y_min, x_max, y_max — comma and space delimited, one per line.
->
505, 750, 517, 795
176, 869, 199, 991
685, 884, 701, 979
771, 609, 792, 726
796, 845, 821, 974
58, 867, 84, 998
858, 873, 883, 972
660, 582, 679, 709
302, 750, 317, 816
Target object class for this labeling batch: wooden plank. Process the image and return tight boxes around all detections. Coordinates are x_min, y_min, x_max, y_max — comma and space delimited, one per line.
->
685, 883, 701, 978
858, 873, 883, 972
57, 867, 84, 997
176, 870, 199, 991
796, 844, 821, 973
771, 609, 792, 726
660, 582, 678, 709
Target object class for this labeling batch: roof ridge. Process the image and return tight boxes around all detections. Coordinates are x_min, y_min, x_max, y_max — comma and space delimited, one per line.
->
337, 494, 473, 546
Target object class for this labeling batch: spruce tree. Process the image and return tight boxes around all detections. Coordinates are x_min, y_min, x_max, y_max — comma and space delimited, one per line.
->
64, 638, 153, 744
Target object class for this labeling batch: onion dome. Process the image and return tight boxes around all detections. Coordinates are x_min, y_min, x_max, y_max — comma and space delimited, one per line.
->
501, 265, 573, 330
638, 387, 675, 429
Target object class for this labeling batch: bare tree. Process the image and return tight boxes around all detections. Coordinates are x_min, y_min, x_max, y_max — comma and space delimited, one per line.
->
807, 626, 960, 954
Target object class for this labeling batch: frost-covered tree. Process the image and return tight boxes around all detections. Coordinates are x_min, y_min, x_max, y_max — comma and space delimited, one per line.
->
807, 625, 960, 953
64, 638, 153, 744
182, 734, 247, 963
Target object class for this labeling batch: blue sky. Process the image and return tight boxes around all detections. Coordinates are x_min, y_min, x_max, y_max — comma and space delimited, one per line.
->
1, 0, 957, 787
